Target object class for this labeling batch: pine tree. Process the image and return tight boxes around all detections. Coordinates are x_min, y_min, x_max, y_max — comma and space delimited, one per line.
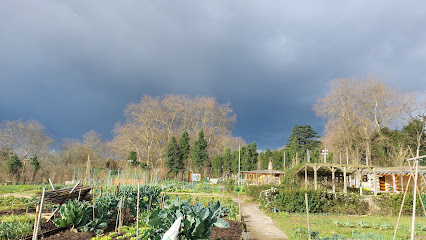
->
166, 137, 183, 176
211, 155, 224, 177
249, 142, 258, 170
191, 130, 208, 172
30, 156, 40, 183
223, 147, 232, 174
178, 130, 191, 167
127, 151, 138, 166
7, 154, 22, 180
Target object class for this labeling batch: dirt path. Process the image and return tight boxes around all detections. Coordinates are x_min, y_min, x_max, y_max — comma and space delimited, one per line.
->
233, 197, 288, 240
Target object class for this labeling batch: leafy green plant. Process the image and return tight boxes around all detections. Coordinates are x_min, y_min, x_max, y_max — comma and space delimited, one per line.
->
53, 199, 91, 228
0, 221, 33, 239
143, 197, 229, 240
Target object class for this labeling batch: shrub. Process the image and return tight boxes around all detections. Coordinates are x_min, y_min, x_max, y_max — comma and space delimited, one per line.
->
374, 192, 424, 216
259, 187, 368, 215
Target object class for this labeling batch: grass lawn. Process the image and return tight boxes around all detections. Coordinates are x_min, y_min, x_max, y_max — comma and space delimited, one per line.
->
270, 212, 426, 239
0, 185, 42, 194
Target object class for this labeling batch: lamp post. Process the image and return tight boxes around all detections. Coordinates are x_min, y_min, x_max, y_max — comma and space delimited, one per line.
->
322, 149, 328, 164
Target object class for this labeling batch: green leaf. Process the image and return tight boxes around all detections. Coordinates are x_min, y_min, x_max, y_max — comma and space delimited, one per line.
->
213, 218, 229, 228
200, 208, 210, 220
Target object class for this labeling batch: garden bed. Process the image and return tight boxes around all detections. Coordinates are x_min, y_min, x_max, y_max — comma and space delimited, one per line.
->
209, 218, 244, 240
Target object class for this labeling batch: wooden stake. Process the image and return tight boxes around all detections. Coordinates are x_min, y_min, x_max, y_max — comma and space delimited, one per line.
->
393, 173, 412, 240
69, 180, 81, 194
331, 167, 335, 194
343, 167, 347, 194
49, 178, 55, 190
304, 166, 308, 190
33, 188, 45, 240
148, 195, 152, 212
32, 204, 40, 239
136, 182, 140, 239
305, 193, 311, 240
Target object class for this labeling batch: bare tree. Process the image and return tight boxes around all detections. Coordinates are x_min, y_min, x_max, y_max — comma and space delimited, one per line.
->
111, 94, 237, 168
314, 77, 409, 166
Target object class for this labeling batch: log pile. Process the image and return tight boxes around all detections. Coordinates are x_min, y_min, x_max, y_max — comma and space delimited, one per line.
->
36, 185, 92, 204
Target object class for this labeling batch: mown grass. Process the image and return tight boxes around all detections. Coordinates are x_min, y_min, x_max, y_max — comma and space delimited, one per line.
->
0, 184, 42, 194
270, 212, 426, 239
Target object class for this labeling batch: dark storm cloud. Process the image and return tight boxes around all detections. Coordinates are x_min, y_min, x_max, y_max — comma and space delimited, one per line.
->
1, 1, 426, 149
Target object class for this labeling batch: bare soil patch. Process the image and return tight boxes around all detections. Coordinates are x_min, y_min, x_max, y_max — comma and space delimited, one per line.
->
210, 218, 244, 240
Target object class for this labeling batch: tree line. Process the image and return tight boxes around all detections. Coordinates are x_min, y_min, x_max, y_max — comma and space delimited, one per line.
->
1, 78, 426, 183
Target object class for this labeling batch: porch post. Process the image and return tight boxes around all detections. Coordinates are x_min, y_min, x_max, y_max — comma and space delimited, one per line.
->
314, 164, 318, 190
373, 169, 377, 196
392, 174, 397, 193
332, 167, 335, 194
343, 166, 347, 193
305, 166, 308, 190
400, 174, 404, 193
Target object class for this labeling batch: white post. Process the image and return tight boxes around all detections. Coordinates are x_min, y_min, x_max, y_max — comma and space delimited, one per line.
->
284, 151, 286, 168
33, 188, 45, 240
238, 145, 241, 186
392, 174, 397, 193
343, 167, 347, 193
136, 182, 140, 239
346, 147, 349, 165
48, 178, 55, 190
322, 149, 328, 164
411, 160, 419, 240
401, 175, 404, 193
340, 151, 342, 165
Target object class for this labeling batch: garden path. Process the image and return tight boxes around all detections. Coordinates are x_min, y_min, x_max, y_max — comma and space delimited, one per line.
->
233, 197, 288, 240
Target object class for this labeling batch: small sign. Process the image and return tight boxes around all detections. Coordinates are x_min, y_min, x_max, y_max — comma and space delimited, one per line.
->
189, 173, 201, 182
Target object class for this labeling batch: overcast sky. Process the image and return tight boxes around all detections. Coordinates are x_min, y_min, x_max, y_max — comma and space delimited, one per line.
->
1, 1, 426, 150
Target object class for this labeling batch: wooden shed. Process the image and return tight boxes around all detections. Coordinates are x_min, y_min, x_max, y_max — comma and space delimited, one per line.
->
242, 170, 284, 185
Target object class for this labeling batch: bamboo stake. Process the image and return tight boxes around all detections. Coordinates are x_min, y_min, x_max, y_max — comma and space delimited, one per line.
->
32, 204, 40, 239
393, 173, 413, 240
118, 197, 124, 234
69, 181, 81, 194
148, 195, 152, 212
136, 182, 140, 239
33, 188, 45, 240
407, 162, 426, 216
305, 193, 311, 240
49, 178, 55, 190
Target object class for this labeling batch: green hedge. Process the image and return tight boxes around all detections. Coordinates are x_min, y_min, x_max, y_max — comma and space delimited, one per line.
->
374, 192, 425, 216
258, 187, 368, 215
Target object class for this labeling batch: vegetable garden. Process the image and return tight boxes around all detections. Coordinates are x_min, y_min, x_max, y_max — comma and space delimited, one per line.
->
0, 181, 243, 240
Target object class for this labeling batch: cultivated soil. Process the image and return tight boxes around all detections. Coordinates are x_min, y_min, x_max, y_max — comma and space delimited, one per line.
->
28, 217, 242, 240
210, 218, 244, 240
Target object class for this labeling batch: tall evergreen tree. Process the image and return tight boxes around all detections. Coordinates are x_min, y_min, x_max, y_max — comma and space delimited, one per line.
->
211, 155, 224, 177
286, 125, 321, 162
7, 154, 22, 180
191, 130, 208, 171
166, 137, 183, 176
249, 142, 259, 170
127, 151, 138, 166
178, 130, 191, 166
259, 149, 272, 169
223, 147, 232, 174
240, 145, 250, 171
30, 155, 40, 183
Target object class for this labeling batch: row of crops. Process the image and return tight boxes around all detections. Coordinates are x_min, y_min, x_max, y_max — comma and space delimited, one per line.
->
0, 184, 237, 240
